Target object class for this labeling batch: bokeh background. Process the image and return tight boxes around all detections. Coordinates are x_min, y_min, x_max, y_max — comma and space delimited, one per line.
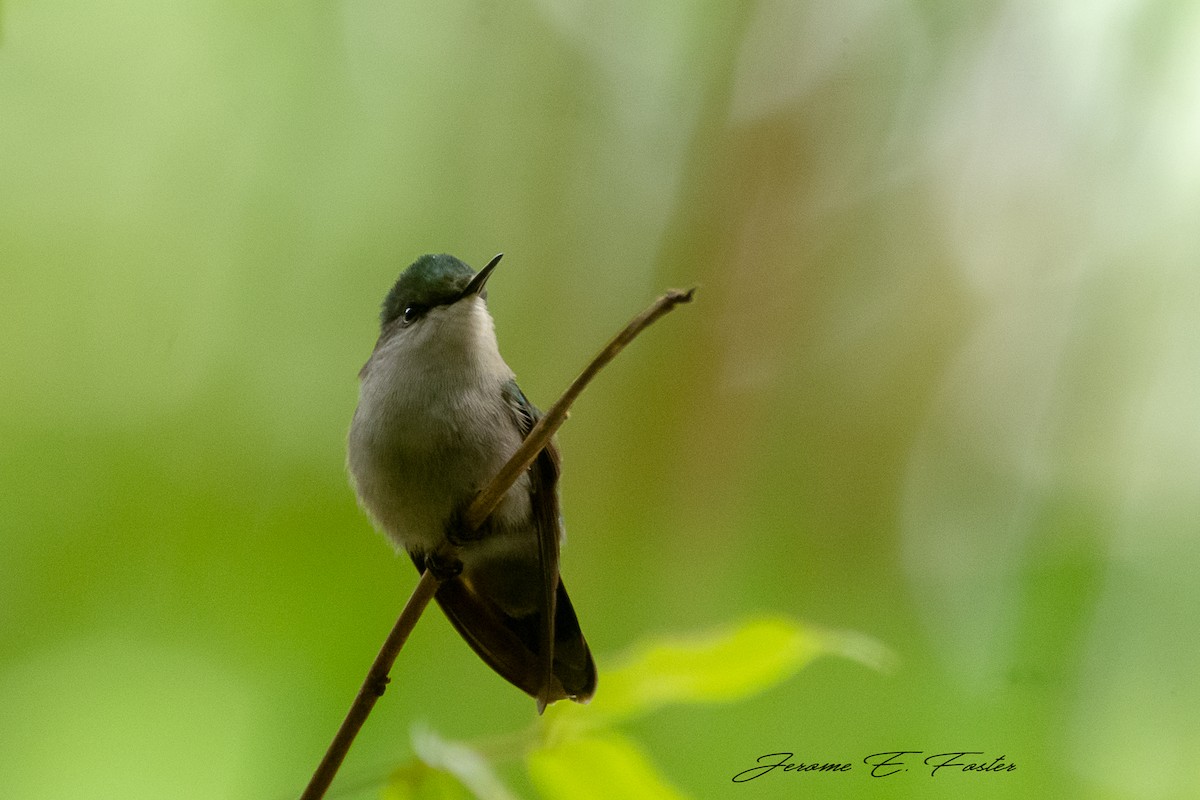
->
3, 2, 1199, 798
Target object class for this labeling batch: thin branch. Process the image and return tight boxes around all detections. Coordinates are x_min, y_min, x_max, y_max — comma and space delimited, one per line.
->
300, 569, 441, 800
465, 287, 696, 530
300, 286, 695, 800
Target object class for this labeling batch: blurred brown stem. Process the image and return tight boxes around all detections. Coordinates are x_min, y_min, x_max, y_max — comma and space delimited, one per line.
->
299, 286, 695, 800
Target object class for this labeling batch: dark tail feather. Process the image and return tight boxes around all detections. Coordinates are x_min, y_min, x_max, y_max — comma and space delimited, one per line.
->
548, 579, 596, 701
424, 564, 596, 705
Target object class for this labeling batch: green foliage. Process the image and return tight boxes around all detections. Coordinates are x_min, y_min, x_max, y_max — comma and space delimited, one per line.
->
382, 762, 473, 800
527, 735, 688, 800
387, 617, 886, 800
405, 727, 519, 800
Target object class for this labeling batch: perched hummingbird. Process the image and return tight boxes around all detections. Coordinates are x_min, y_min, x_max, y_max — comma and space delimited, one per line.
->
347, 253, 596, 711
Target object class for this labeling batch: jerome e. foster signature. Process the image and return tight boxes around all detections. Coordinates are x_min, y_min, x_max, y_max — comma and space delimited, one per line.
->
732, 750, 1017, 782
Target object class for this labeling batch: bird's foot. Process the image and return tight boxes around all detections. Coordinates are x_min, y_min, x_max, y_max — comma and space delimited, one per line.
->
445, 497, 493, 547
424, 551, 463, 582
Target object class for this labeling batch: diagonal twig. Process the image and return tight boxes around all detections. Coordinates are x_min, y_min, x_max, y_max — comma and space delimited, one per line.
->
300, 569, 441, 800
464, 287, 695, 531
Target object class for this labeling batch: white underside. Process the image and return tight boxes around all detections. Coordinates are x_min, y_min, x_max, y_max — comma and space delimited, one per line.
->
346, 297, 533, 564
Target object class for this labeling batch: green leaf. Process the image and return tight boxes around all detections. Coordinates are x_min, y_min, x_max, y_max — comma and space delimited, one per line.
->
528, 733, 691, 800
410, 726, 522, 800
546, 616, 890, 727
383, 761, 473, 800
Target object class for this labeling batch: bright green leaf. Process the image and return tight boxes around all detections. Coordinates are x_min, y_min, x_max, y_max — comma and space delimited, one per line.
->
383, 761, 473, 800
546, 616, 890, 727
528, 733, 691, 800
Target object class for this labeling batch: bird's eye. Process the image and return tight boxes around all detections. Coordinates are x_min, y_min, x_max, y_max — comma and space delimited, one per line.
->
402, 305, 423, 325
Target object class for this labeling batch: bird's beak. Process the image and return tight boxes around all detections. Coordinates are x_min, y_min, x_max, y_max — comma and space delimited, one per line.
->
462, 253, 503, 299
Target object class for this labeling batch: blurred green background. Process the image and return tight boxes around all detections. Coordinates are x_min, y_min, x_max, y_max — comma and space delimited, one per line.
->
3, 1, 1199, 798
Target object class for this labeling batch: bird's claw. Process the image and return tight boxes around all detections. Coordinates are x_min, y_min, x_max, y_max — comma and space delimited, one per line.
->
424, 551, 463, 581
445, 499, 492, 547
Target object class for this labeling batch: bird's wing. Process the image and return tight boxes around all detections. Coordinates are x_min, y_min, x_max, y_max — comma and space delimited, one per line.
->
500, 380, 596, 707
501, 379, 562, 711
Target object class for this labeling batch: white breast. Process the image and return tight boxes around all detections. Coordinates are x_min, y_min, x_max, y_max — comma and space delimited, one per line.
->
346, 297, 530, 554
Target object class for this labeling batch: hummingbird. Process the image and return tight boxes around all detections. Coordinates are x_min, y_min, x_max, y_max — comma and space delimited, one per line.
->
346, 253, 596, 712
